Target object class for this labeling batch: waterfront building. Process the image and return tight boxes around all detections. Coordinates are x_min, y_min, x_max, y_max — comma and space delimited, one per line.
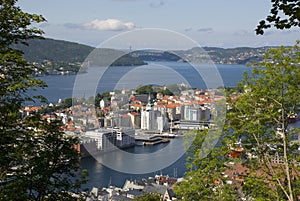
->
84, 128, 135, 152
115, 128, 135, 148
85, 129, 117, 151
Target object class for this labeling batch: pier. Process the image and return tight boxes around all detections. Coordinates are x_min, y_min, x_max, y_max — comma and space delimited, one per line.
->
135, 133, 174, 146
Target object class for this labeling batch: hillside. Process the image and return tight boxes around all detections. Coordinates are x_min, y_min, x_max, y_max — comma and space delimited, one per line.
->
14, 38, 146, 75
15, 38, 276, 69
130, 50, 184, 62
131, 46, 274, 64
16, 38, 94, 64
175, 46, 272, 64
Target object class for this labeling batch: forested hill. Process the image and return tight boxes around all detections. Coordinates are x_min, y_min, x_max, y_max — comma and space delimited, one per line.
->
11, 38, 147, 75
15, 38, 146, 66
16, 38, 94, 64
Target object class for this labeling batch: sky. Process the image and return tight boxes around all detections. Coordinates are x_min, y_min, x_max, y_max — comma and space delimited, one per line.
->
18, 0, 299, 48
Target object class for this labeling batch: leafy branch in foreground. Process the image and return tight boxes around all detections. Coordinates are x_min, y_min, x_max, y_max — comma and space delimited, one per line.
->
0, 0, 87, 200
175, 41, 300, 201
174, 129, 239, 201
227, 41, 300, 201
256, 0, 300, 34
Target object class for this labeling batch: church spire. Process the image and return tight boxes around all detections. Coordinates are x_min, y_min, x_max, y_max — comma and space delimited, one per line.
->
146, 93, 152, 111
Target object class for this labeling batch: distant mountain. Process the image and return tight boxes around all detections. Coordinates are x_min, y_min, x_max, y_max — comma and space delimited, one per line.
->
176, 46, 274, 64
16, 38, 94, 64
15, 38, 275, 68
85, 48, 146, 67
131, 46, 274, 65
15, 38, 146, 66
201, 46, 272, 64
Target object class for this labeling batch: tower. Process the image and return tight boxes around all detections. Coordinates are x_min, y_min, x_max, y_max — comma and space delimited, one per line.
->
146, 94, 152, 111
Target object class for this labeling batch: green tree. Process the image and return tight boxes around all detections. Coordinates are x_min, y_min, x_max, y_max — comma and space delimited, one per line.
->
176, 42, 300, 201
0, 0, 86, 200
0, 0, 45, 180
174, 130, 239, 201
135, 85, 155, 96
255, 0, 300, 35
95, 91, 111, 107
227, 42, 300, 200
158, 87, 174, 96
62, 97, 74, 109
256, 0, 300, 34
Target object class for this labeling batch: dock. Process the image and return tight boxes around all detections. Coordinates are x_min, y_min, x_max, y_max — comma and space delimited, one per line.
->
135, 132, 174, 146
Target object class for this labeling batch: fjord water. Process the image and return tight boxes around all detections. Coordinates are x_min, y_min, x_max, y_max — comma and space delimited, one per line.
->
30, 62, 251, 189
32, 62, 250, 104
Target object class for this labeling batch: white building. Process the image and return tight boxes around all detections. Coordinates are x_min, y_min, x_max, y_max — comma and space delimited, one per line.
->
84, 128, 135, 151
85, 129, 116, 151
141, 95, 168, 132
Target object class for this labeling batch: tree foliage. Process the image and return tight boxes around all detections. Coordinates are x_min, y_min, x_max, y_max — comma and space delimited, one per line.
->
256, 0, 300, 34
0, 0, 86, 200
176, 42, 300, 201
135, 85, 155, 95
174, 129, 239, 201
95, 92, 111, 107
227, 41, 300, 200
15, 38, 94, 64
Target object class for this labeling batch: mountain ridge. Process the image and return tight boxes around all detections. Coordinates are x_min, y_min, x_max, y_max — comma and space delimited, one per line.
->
16, 38, 277, 66
14, 38, 146, 75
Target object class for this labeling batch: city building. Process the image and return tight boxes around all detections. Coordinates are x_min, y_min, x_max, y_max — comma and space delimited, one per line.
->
141, 95, 168, 132
84, 128, 135, 152
85, 129, 117, 152
181, 105, 210, 122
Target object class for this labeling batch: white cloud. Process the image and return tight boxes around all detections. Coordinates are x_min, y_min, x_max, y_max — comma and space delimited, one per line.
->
83, 19, 135, 31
